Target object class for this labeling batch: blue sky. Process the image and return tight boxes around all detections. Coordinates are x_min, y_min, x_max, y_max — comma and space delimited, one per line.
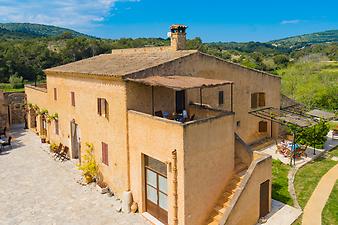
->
0, 0, 337, 42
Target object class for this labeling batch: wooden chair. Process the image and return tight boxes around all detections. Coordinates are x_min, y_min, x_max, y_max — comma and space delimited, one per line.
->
154, 111, 163, 118
333, 129, 338, 139
297, 145, 308, 158
53, 143, 63, 159
0, 127, 7, 137
59, 146, 69, 161
1, 136, 12, 150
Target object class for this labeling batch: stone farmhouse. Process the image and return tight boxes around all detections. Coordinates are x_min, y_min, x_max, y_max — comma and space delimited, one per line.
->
26, 25, 280, 225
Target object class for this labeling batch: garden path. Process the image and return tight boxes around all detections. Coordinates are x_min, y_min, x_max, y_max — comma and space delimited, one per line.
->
302, 164, 338, 225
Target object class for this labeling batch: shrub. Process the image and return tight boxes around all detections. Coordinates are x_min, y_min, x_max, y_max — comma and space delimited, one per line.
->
9, 74, 24, 89
77, 143, 98, 179
50, 143, 58, 153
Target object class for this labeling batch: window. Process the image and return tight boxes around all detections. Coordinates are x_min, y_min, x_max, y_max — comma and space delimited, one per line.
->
251, 92, 265, 108
71, 92, 75, 106
236, 121, 241, 127
102, 142, 108, 165
259, 121, 268, 133
55, 120, 59, 135
53, 88, 57, 101
218, 91, 224, 105
97, 98, 109, 118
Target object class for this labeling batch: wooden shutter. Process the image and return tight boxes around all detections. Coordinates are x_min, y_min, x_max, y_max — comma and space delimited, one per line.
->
102, 142, 108, 165
218, 91, 224, 105
251, 93, 258, 108
104, 99, 109, 119
55, 120, 59, 135
97, 98, 102, 115
54, 88, 57, 100
259, 93, 266, 107
71, 92, 75, 106
259, 121, 268, 132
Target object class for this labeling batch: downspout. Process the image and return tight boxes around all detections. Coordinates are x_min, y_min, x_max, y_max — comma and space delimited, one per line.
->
172, 150, 178, 225
125, 86, 131, 190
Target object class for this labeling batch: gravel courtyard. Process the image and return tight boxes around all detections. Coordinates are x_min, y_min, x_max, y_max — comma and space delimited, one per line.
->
0, 127, 149, 225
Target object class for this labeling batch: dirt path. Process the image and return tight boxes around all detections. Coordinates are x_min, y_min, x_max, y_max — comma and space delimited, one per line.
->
302, 164, 338, 225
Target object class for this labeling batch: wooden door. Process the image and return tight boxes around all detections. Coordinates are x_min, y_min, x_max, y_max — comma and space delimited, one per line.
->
260, 180, 270, 217
175, 90, 185, 113
145, 156, 168, 224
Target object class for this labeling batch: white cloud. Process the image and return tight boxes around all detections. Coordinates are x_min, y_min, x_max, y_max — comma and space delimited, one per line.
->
0, 0, 139, 30
280, 19, 301, 25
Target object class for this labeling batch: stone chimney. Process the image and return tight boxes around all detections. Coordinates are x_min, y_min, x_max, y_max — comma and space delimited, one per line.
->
170, 24, 187, 50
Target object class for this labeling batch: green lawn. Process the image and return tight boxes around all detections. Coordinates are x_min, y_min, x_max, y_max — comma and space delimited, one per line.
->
322, 181, 338, 225
272, 159, 293, 205
0, 83, 24, 92
294, 147, 338, 208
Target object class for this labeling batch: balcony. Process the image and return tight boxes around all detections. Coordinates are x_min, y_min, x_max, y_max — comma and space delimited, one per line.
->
127, 75, 234, 123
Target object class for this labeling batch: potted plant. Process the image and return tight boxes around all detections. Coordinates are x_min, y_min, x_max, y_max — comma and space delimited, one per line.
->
77, 143, 98, 184
50, 143, 58, 153
41, 134, 46, 143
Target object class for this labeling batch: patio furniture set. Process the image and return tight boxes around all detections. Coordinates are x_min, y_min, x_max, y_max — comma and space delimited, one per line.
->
0, 127, 12, 151
276, 139, 308, 159
154, 110, 195, 123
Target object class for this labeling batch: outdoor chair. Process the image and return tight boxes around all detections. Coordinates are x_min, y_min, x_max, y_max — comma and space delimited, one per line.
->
0, 127, 7, 137
155, 111, 163, 118
333, 129, 338, 139
53, 143, 63, 159
59, 146, 69, 161
1, 136, 12, 150
297, 145, 308, 158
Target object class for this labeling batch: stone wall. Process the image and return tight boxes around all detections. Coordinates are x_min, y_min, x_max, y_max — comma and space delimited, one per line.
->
0, 91, 26, 128
5, 92, 26, 125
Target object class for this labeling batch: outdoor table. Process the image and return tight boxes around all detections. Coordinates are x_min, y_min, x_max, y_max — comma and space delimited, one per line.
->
287, 143, 300, 151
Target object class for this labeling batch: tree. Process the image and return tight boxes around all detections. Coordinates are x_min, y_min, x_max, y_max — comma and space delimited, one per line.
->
273, 55, 289, 68
9, 73, 24, 89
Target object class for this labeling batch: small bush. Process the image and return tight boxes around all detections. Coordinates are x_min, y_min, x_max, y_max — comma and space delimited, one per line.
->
50, 143, 58, 153
77, 143, 98, 179
9, 74, 24, 89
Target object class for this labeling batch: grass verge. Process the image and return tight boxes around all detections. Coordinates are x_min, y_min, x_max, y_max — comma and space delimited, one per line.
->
322, 181, 338, 225
294, 147, 338, 208
272, 159, 293, 205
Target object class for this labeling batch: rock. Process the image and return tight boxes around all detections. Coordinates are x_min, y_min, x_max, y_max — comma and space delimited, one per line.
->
101, 187, 109, 194
130, 202, 138, 213
122, 191, 133, 213
115, 205, 122, 213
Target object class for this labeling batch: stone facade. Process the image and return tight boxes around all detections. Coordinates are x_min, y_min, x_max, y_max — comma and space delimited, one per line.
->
26, 25, 278, 225
0, 91, 26, 129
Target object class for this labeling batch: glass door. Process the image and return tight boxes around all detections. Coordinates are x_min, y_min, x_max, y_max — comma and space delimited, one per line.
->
145, 156, 168, 224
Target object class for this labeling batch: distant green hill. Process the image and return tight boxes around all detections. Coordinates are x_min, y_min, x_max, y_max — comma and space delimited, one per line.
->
269, 30, 338, 48
0, 27, 36, 38
0, 23, 92, 38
